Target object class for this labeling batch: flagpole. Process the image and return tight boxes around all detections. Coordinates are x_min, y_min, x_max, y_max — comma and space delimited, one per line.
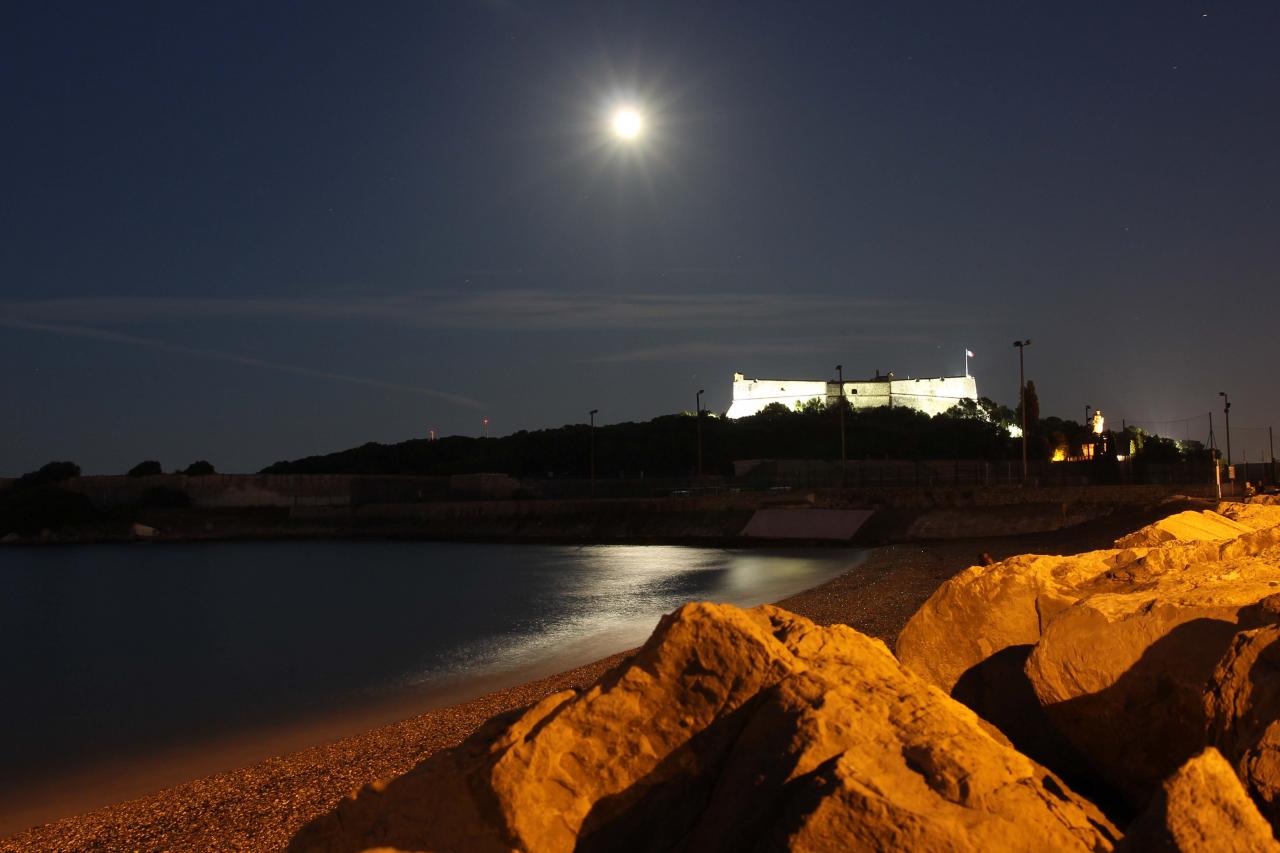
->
965, 348, 969, 377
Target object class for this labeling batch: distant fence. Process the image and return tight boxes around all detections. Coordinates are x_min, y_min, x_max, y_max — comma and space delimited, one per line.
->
520, 458, 1276, 498
7, 457, 1271, 509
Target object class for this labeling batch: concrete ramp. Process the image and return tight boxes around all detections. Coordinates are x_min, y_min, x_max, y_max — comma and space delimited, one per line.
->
741, 508, 873, 541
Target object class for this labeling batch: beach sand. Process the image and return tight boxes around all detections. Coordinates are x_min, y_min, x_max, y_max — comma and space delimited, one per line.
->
1, 506, 1181, 852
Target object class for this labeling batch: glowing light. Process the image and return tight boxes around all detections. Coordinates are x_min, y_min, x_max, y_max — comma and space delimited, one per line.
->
610, 108, 644, 140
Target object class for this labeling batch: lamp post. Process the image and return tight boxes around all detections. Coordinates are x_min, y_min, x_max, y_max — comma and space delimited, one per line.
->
1084, 404, 1092, 460
695, 389, 705, 480
1219, 392, 1232, 468
1013, 339, 1032, 483
836, 364, 846, 487
589, 409, 598, 497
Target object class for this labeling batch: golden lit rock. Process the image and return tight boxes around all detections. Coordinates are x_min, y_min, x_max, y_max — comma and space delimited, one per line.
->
289, 603, 1116, 852
1205, 623, 1280, 834
1118, 748, 1280, 852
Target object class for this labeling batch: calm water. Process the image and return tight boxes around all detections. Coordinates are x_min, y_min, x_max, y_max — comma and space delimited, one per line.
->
0, 541, 862, 804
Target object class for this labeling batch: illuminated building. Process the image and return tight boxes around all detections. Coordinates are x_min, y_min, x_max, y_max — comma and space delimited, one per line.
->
725, 371, 978, 419
1052, 410, 1107, 462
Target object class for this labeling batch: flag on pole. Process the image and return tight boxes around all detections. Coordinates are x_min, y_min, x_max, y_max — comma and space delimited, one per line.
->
966, 349, 975, 358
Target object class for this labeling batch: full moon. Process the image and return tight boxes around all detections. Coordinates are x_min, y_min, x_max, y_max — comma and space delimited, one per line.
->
610, 108, 644, 140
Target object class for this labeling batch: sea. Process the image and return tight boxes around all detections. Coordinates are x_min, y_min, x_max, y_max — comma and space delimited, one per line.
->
0, 540, 864, 833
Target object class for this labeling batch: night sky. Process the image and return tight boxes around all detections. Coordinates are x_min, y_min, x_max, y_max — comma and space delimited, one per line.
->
3, 1, 1278, 475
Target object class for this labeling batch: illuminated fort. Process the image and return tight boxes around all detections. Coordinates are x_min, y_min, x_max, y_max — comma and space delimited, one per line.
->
725, 370, 979, 419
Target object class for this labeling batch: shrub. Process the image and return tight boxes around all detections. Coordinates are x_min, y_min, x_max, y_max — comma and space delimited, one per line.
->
127, 460, 163, 478
13, 461, 81, 491
182, 460, 216, 476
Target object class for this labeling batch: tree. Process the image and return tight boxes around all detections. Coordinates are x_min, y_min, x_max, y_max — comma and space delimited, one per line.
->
1018, 381, 1041, 427
756, 402, 793, 417
127, 460, 163, 478
1132, 431, 1182, 464
945, 396, 1018, 429
1179, 439, 1212, 463
13, 461, 81, 490
944, 398, 983, 420
979, 397, 1018, 429
182, 460, 216, 476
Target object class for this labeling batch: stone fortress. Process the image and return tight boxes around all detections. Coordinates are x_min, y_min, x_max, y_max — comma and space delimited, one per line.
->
725, 370, 978, 419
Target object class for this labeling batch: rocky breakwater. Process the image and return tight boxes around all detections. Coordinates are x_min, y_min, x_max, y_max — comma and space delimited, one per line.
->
899, 498, 1280, 836
290, 602, 1117, 852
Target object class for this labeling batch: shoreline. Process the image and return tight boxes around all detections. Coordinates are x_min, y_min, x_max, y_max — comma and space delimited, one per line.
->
1, 504, 1192, 851
0, 645, 643, 839
0, 543, 867, 839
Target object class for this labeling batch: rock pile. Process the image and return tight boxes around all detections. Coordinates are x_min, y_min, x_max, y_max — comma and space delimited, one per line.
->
290, 603, 1116, 852
900, 501, 1280, 830
1118, 748, 1280, 852
289, 501, 1280, 852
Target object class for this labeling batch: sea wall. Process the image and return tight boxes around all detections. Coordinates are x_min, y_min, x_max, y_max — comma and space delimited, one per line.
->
37, 474, 1220, 512
53, 474, 465, 508
1, 474, 1221, 546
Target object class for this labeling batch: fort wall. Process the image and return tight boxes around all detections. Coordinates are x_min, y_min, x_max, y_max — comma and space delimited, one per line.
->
725, 372, 977, 419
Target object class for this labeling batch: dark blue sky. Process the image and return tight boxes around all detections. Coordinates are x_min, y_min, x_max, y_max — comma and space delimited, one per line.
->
3, 1, 1278, 474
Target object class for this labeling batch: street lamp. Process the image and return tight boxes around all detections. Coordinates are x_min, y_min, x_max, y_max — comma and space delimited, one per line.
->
696, 389, 705, 479
589, 409, 599, 497
1013, 339, 1032, 482
1084, 404, 1092, 460
1219, 392, 1232, 468
836, 364, 846, 487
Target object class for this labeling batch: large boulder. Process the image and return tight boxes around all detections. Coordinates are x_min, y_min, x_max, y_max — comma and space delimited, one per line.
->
1112, 509, 1256, 549
289, 603, 1117, 853
896, 548, 1134, 693
1023, 551, 1280, 807
1118, 748, 1279, 852
1219, 501, 1280, 531
898, 509, 1280, 698
1205, 624, 1280, 832
898, 508, 1280, 814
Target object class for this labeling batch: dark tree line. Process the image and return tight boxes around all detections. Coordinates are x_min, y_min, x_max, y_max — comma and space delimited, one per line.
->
261, 393, 1216, 479
262, 403, 1025, 478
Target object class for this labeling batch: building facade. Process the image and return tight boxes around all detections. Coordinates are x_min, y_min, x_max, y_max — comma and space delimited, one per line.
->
725, 371, 978, 419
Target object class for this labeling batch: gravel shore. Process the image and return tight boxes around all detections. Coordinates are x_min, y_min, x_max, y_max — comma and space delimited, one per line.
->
1, 506, 1183, 852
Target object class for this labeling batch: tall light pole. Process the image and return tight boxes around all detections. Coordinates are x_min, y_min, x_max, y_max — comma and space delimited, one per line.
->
695, 389, 705, 479
589, 409, 598, 497
1209, 411, 1221, 499
1084, 404, 1092, 459
1013, 339, 1032, 482
836, 364, 846, 487
1219, 392, 1232, 467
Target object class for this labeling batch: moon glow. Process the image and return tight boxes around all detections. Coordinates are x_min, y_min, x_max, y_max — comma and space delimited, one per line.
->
610, 108, 644, 140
